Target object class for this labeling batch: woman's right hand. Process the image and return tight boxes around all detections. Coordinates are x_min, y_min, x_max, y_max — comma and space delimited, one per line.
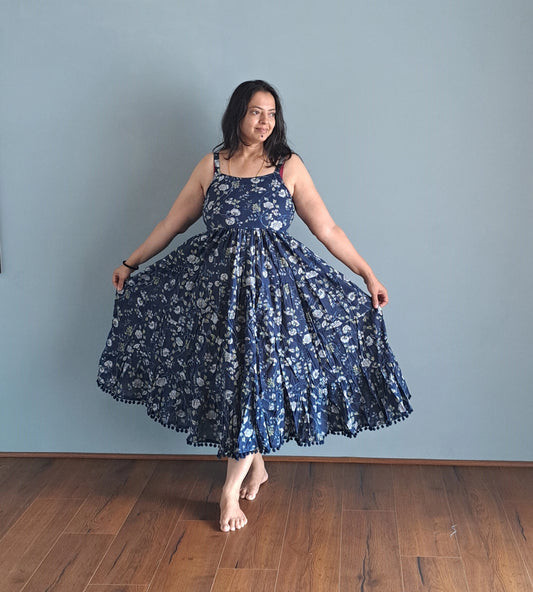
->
112, 264, 133, 292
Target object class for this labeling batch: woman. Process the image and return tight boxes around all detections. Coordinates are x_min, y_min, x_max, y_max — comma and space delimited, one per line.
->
98, 80, 412, 532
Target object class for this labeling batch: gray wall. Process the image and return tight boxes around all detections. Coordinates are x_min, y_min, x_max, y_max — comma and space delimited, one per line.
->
1, 1, 532, 461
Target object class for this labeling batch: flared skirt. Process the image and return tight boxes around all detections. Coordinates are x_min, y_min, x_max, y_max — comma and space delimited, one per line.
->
97, 228, 412, 458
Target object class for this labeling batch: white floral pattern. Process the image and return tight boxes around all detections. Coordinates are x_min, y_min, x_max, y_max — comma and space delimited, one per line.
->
97, 153, 412, 459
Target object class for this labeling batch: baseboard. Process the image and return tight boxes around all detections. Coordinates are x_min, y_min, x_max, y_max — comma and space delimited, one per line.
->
0, 451, 531, 467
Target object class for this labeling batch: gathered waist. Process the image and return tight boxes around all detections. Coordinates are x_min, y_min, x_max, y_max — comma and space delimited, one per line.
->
204, 223, 290, 235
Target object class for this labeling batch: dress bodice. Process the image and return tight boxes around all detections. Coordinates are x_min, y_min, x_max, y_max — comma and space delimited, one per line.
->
202, 153, 295, 233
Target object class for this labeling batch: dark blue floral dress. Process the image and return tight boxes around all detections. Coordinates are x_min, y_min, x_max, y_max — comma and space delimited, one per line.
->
97, 153, 412, 459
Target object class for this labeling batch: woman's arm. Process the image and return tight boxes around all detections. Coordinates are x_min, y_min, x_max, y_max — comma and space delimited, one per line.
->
112, 153, 214, 291
283, 155, 389, 308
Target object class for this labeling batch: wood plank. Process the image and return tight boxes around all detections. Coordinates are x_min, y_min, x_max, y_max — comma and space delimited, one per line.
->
0, 458, 18, 483
401, 557, 469, 591
21, 533, 113, 592
342, 463, 394, 511
65, 460, 156, 534
503, 500, 533, 587
341, 510, 402, 591
393, 465, 459, 557
220, 462, 296, 570
481, 467, 533, 501
0, 457, 57, 538
37, 458, 129, 499
211, 568, 278, 592
442, 466, 532, 591
146, 520, 226, 592
86, 587, 146, 591
180, 459, 226, 521
0, 497, 82, 590
91, 461, 197, 586
276, 462, 342, 592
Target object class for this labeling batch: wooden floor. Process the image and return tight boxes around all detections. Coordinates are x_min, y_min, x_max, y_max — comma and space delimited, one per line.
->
0, 457, 532, 591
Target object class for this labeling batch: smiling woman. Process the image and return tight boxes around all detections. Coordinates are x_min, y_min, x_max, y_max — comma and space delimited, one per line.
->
240, 93, 276, 141
215, 80, 291, 173
96, 79, 412, 533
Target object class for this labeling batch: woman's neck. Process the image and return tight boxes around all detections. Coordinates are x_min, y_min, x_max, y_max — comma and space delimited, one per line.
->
224, 144, 271, 177
233, 143, 264, 161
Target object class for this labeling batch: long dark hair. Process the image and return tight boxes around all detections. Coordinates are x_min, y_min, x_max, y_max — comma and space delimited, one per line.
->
214, 80, 292, 167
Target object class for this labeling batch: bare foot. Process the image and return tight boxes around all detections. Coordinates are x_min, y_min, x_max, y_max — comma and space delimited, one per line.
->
219, 487, 248, 532
240, 462, 269, 501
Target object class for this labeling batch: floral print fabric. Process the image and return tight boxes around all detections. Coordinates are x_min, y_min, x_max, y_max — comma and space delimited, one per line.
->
97, 153, 412, 459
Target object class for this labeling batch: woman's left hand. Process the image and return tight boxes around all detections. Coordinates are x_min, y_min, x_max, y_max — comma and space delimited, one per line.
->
365, 277, 389, 309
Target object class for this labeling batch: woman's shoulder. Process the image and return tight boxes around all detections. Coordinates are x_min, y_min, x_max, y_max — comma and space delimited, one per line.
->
280, 152, 303, 167
280, 153, 307, 176
190, 153, 218, 194
193, 152, 219, 176
198, 152, 217, 167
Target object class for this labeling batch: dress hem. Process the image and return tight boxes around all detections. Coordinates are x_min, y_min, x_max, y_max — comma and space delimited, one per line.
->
98, 381, 413, 461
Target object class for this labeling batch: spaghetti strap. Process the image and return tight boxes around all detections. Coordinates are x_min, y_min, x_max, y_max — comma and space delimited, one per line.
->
276, 157, 287, 179
213, 152, 221, 174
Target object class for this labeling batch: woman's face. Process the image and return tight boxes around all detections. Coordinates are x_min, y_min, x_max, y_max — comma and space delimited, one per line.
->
239, 91, 276, 145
